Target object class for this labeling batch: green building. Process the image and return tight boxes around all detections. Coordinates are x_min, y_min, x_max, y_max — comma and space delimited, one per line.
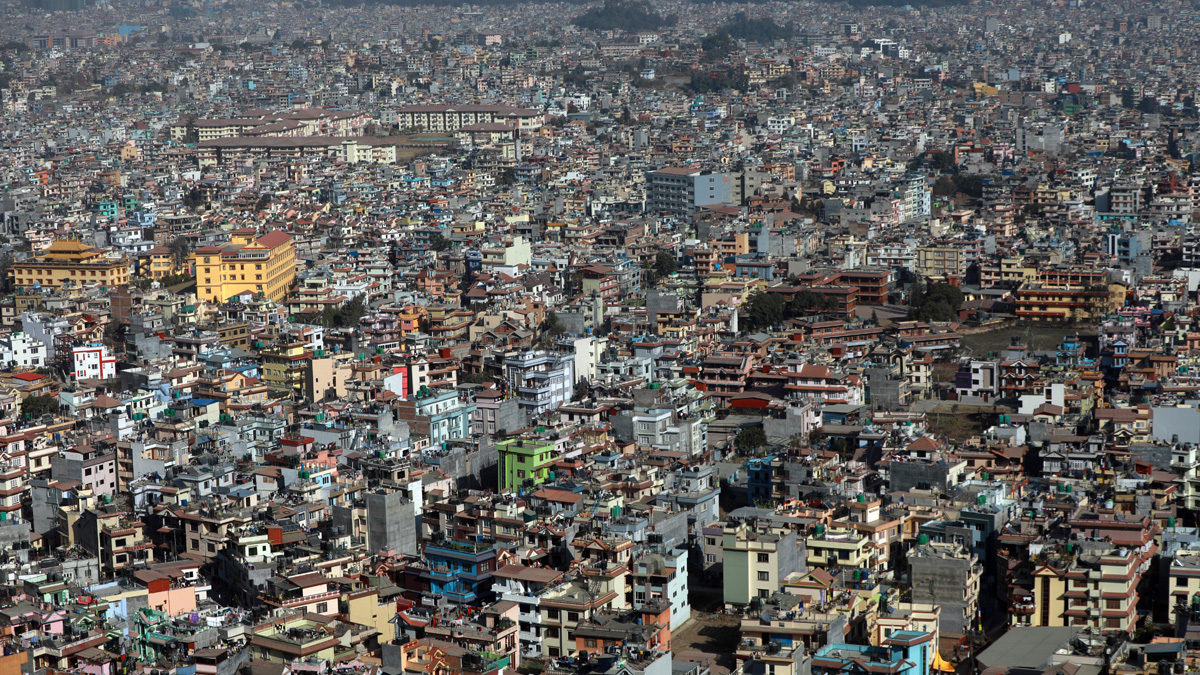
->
496, 438, 557, 493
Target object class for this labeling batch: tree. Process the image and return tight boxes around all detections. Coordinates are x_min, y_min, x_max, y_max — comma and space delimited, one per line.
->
653, 251, 677, 278
734, 426, 767, 455
572, 0, 676, 33
913, 282, 964, 322
933, 175, 957, 197
0, 252, 13, 294
929, 151, 956, 171
21, 395, 58, 419
429, 233, 452, 252
322, 295, 368, 329
253, 193, 272, 212
544, 312, 565, 338
182, 188, 204, 210
169, 237, 192, 273
742, 291, 785, 330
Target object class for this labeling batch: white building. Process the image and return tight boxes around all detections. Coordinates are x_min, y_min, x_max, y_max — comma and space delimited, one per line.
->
71, 344, 117, 380
21, 311, 71, 358
503, 350, 575, 417
0, 332, 47, 369
631, 547, 691, 630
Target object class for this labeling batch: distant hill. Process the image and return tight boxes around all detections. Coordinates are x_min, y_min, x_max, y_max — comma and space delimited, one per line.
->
572, 0, 676, 32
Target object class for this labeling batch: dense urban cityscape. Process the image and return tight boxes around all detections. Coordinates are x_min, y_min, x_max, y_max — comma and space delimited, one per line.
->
0, 1, 1194, 675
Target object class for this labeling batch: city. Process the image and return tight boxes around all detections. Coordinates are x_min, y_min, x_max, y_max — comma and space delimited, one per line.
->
0, 1, 1194, 675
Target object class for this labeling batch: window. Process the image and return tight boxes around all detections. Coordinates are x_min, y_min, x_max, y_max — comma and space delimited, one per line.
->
568, 612, 579, 622
546, 609, 560, 620
585, 638, 597, 648
757, 553, 769, 563
316, 602, 328, 613
1106, 599, 1121, 610
705, 554, 716, 564
758, 571, 770, 581
758, 589, 770, 598
1178, 577, 1188, 587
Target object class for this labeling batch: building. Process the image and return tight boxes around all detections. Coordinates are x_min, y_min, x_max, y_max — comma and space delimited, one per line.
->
493, 564, 566, 659
1012, 283, 1126, 322
722, 519, 806, 606
908, 541, 982, 634
395, 388, 476, 449
645, 167, 733, 218
195, 137, 399, 168
812, 632, 934, 675
9, 240, 130, 290
916, 245, 967, 280
69, 344, 117, 381
538, 565, 629, 658
260, 338, 312, 396
392, 104, 543, 133
365, 490, 418, 556
0, 331, 47, 369
1023, 547, 1146, 632
629, 547, 691, 630
503, 351, 575, 417
422, 536, 500, 604
194, 229, 296, 304
496, 438, 557, 493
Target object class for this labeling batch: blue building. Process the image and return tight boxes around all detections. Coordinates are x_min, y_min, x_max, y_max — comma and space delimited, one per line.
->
813, 631, 934, 675
746, 454, 777, 505
422, 537, 499, 604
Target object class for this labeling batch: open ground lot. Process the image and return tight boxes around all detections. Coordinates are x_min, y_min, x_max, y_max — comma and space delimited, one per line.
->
671, 613, 741, 675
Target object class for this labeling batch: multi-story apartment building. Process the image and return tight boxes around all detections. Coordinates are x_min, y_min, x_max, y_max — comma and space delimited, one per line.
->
1025, 546, 1148, 633
493, 564, 565, 659
503, 350, 575, 417
496, 438, 558, 493
915, 245, 967, 280
722, 519, 805, 606
645, 167, 733, 217
392, 104, 543, 133
629, 547, 691, 630
260, 338, 312, 396
194, 229, 296, 304
908, 541, 982, 634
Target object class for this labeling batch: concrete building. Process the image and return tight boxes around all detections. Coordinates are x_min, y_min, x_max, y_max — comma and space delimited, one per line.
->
645, 167, 733, 218
365, 490, 418, 556
722, 519, 806, 606
0, 331, 47, 369
503, 350, 575, 418
908, 541, 982, 635
497, 438, 557, 493
629, 547, 691, 630
194, 229, 296, 304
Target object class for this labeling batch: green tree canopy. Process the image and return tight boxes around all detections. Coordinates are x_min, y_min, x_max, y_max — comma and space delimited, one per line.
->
21, 395, 58, 419
734, 426, 768, 454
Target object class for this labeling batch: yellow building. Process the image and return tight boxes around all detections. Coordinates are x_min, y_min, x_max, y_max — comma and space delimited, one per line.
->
1020, 547, 1143, 632
9, 240, 130, 289
193, 229, 295, 304
1013, 282, 1126, 322
141, 246, 179, 279
261, 338, 312, 396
